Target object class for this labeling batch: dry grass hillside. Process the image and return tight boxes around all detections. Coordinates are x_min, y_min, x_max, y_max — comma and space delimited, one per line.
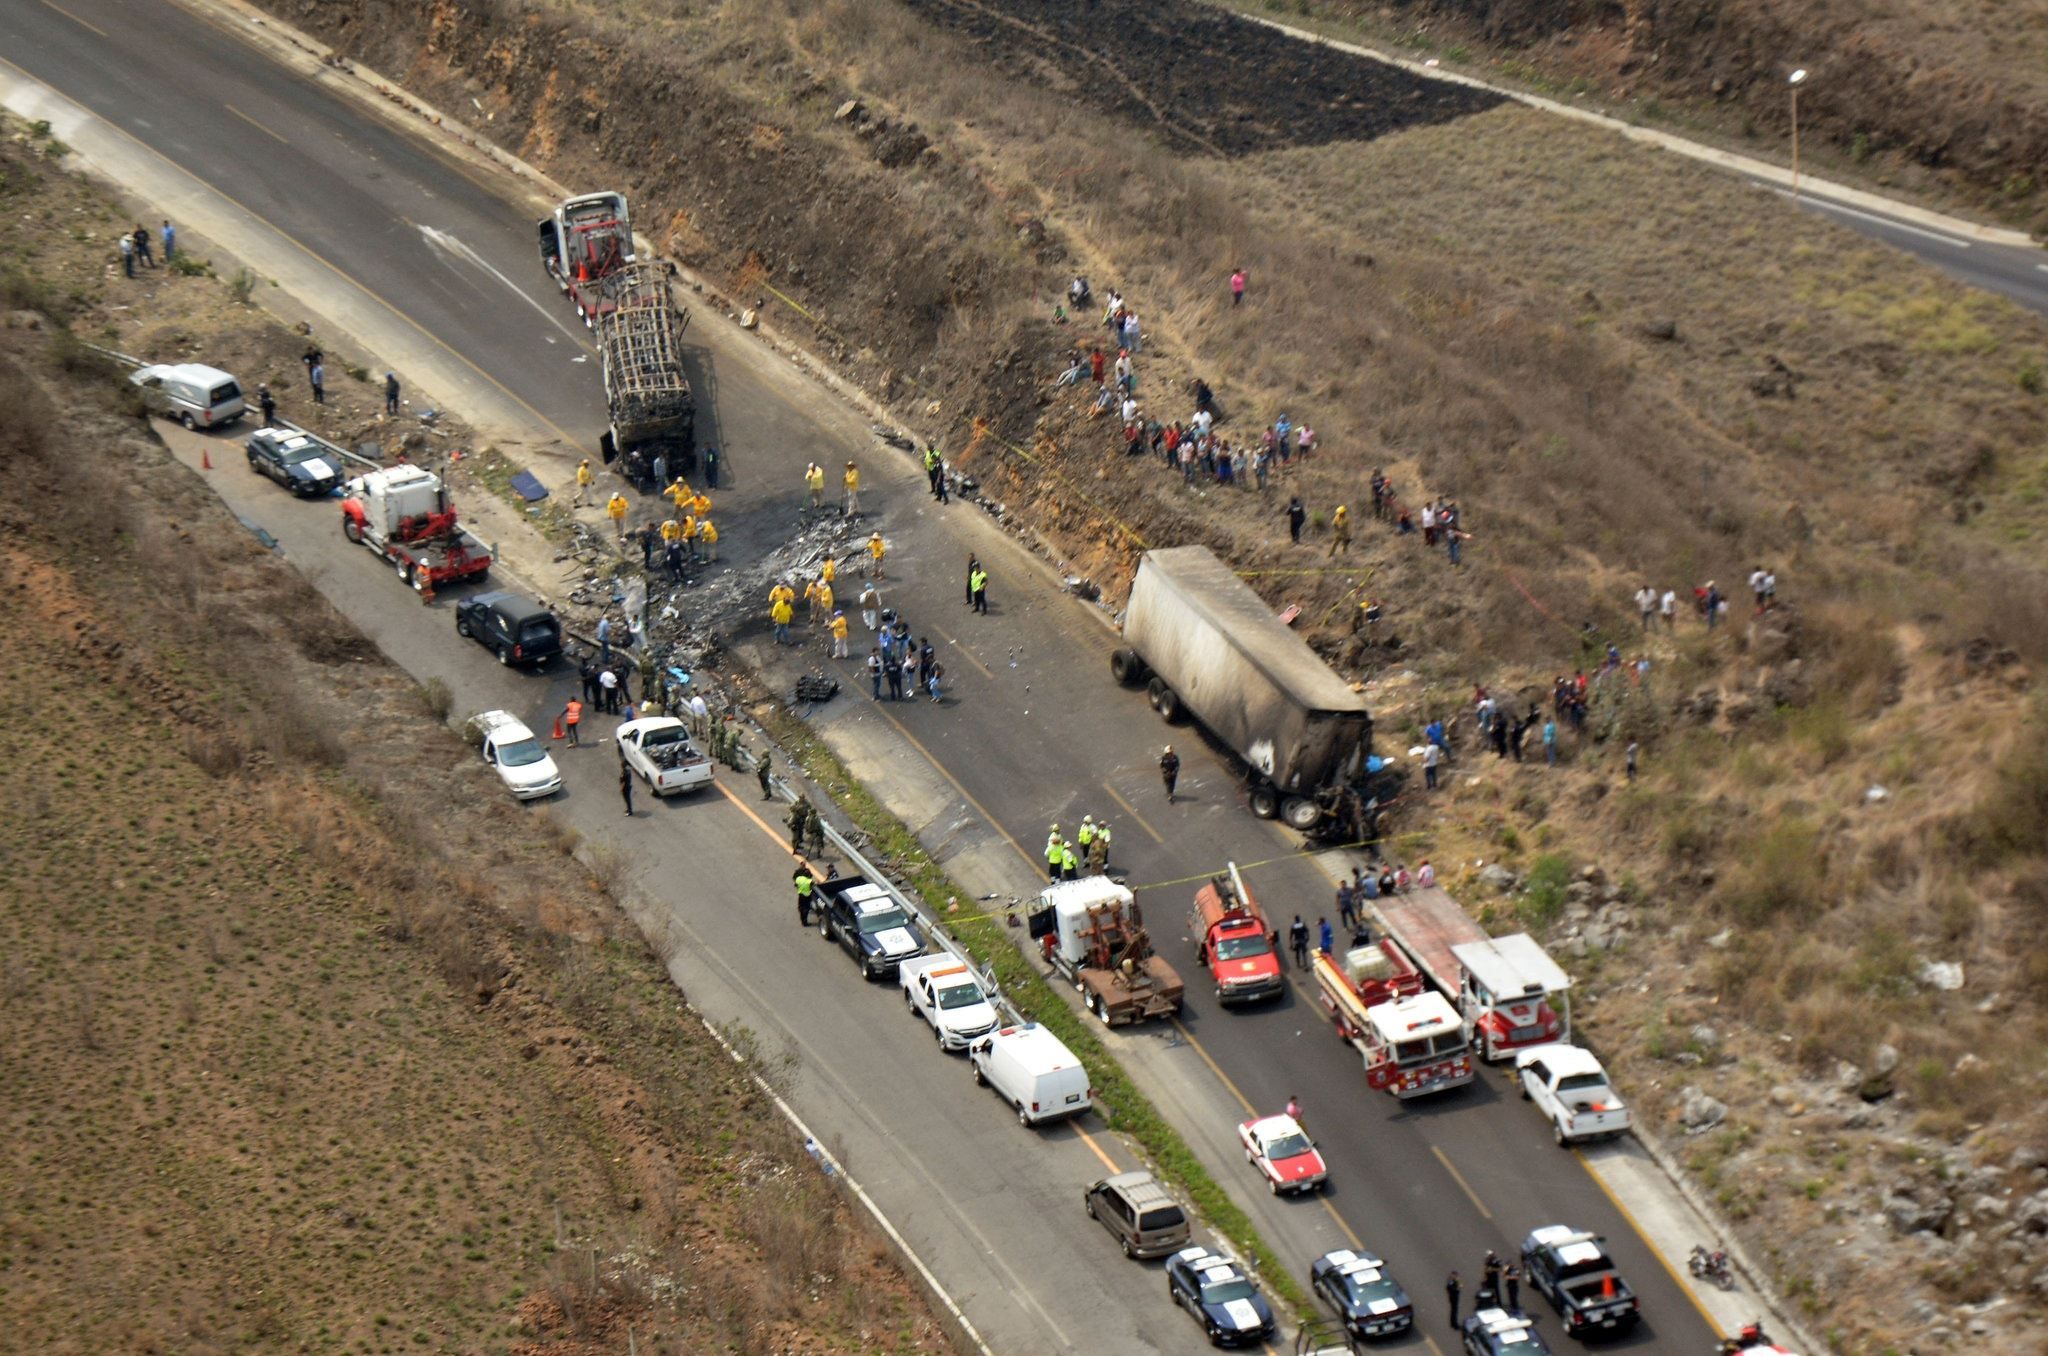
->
242, 1, 2048, 1347
1272, 0, 2048, 230
0, 127, 946, 1356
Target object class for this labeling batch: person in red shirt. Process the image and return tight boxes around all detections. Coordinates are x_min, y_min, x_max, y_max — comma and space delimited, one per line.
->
1089, 346, 1105, 384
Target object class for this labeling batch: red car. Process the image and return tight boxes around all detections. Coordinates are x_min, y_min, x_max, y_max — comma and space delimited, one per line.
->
1237, 1114, 1327, 1195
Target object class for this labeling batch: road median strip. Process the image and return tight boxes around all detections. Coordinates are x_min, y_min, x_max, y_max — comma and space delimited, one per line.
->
747, 695, 1311, 1315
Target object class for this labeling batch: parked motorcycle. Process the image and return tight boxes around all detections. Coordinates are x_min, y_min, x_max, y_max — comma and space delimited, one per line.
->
1688, 1243, 1735, 1290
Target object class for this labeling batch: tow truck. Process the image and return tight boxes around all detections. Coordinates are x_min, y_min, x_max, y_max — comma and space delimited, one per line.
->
339, 465, 491, 597
538, 190, 635, 325
1030, 876, 1184, 1026
1374, 885, 1572, 1061
1190, 864, 1283, 1005
1312, 940, 1473, 1097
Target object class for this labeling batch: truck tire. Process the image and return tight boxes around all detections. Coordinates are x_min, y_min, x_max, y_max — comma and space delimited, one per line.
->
816, 912, 831, 940
1248, 786, 1280, 820
180, 412, 197, 430
1110, 649, 1145, 686
1554, 1122, 1569, 1148
496, 645, 512, 666
343, 518, 364, 545
396, 557, 413, 584
1281, 797, 1321, 831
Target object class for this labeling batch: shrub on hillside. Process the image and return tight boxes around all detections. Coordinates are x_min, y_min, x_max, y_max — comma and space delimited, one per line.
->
1721, 817, 1824, 924
1949, 710, 2048, 864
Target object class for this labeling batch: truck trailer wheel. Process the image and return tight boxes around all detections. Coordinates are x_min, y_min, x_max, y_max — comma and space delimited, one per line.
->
1281, 797, 1321, 831
1247, 786, 1280, 820
343, 518, 364, 544
1146, 679, 1182, 721
1110, 649, 1145, 686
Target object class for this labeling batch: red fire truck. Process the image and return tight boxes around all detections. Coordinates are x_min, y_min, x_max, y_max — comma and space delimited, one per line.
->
1190, 864, 1284, 1005
1312, 939, 1473, 1098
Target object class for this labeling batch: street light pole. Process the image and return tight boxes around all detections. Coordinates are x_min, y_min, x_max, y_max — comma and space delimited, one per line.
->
1788, 69, 1810, 197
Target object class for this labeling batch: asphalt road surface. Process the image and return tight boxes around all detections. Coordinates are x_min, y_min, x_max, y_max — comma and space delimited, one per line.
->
1772, 184, 2048, 319
0, 0, 1759, 1349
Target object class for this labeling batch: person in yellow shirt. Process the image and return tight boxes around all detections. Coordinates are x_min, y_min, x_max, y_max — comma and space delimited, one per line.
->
699, 517, 718, 561
660, 517, 682, 547
804, 462, 825, 511
666, 476, 691, 510
803, 576, 822, 619
573, 457, 594, 507
606, 491, 629, 538
1328, 503, 1351, 557
842, 460, 862, 517
770, 595, 794, 645
769, 580, 796, 610
828, 609, 850, 658
866, 531, 887, 580
820, 557, 836, 586
815, 579, 834, 621
691, 491, 711, 519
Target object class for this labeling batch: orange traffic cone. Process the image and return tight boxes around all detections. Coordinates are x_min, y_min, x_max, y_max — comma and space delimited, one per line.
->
201, 447, 212, 470
551, 715, 565, 740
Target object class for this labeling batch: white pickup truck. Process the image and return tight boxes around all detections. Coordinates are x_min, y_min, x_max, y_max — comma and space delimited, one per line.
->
616, 717, 715, 796
1516, 1044, 1630, 1146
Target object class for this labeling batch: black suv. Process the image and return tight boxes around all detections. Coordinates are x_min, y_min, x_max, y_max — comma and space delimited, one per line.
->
455, 591, 561, 668
814, 877, 928, 980
1519, 1226, 1639, 1339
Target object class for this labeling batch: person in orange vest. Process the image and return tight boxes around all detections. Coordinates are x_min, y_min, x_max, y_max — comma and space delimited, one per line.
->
866, 531, 887, 580
606, 491, 629, 539
842, 460, 862, 517
559, 697, 584, 747
573, 457, 594, 507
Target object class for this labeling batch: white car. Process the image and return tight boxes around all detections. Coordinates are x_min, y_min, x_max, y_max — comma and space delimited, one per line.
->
1236, 1113, 1328, 1195
900, 954, 999, 1051
616, 717, 714, 796
473, 711, 561, 800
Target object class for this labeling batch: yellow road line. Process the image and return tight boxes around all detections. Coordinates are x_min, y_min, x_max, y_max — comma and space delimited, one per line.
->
0, 51, 591, 456
223, 102, 291, 145
1430, 1145, 1491, 1221
713, 778, 805, 861
1573, 1147, 1727, 1336
1168, 1017, 1257, 1116
1073, 1125, 1119, 1174
1423, 1336, 1446, 1356
928, 623, 994, 680
1100, 780, 1165, 844
1318, 1195, 1363, 1251
39, 0, 106, 37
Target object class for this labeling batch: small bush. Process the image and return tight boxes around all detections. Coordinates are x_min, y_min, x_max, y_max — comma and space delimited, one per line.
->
167, 253, 208, 277
228, 267, 257, 305
1950, 710, 2048, 862
420, 677, 453, 720
1518, 853, 1572, 929
1722, 817, 1824, 924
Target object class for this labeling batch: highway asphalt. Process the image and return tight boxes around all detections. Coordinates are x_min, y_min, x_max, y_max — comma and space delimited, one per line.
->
0, 0, 1770, 1349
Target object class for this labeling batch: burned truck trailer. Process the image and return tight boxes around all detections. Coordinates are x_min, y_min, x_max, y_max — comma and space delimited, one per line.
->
1112, 546, 1374, 832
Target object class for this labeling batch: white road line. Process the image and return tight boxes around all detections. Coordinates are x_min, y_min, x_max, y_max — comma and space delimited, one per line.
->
417, 222, 593, 345
1774, 188, 1973, 248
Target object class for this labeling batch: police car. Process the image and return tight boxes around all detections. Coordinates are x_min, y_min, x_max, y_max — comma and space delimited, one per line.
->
1164, 1245, 1276, 1347
1310, 1247, 1414, 1339
1462, 1307, 1554, 1355
817, 880, 928, 981
1520, 1225, 1640, 1336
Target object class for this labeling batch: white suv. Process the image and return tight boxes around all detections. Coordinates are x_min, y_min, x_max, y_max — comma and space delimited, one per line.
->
473, 711, 562, 800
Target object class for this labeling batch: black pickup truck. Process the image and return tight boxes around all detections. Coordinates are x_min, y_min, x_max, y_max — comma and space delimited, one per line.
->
1519, 1226, 1640, 1338
814, 876, 928, 981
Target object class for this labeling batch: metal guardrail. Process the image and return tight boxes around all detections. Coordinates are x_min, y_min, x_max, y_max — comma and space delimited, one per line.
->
741, 739, 1021, 1026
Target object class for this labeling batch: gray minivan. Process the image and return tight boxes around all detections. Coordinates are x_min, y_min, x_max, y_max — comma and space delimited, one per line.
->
130, 363, 246, 429
1084, 1170, 1191, 1259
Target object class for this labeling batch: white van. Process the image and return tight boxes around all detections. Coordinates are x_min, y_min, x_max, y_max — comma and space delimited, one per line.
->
969, 1023, 1092, 1127
130, 363, 246, 429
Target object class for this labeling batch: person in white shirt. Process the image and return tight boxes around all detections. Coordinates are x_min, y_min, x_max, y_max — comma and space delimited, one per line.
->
1635, 585, 1657, 631
1659, 589, 1677, 630
1121, 395, 1139, 424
